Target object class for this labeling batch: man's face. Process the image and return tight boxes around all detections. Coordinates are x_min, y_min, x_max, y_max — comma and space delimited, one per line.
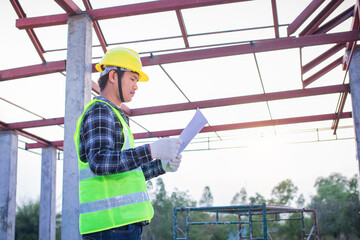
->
121, 71, 139, 103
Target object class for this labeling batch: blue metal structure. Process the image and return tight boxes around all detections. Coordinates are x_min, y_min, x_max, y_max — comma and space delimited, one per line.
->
173, 203, 319, 240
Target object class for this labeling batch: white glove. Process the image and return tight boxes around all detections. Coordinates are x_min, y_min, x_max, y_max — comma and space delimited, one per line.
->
149, 138, 182, 160
161, 154, 182, 172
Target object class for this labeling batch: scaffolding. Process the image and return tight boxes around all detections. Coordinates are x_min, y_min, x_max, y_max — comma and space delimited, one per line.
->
173, 203, 319, 240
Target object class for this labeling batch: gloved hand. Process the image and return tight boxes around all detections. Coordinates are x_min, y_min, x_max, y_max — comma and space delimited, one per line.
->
149, 138, 182, 160
161, 154, 182, 172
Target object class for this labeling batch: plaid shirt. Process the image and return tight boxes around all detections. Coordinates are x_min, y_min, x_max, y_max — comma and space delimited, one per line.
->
78, 96, 165, 180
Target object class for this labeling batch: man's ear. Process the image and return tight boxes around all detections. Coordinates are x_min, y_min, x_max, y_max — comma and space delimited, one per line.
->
108, 70, 117, 84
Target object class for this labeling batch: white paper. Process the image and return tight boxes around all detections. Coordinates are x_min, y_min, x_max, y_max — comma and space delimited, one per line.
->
178, 108, 208, 154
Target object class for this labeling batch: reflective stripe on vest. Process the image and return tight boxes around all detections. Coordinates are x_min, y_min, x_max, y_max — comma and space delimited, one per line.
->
80, 191, 150, 214
74, 99, 154, 235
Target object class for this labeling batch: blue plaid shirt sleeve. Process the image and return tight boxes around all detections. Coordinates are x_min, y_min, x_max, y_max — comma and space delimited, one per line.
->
142, 160, 165, 181
79, 100, 165, 179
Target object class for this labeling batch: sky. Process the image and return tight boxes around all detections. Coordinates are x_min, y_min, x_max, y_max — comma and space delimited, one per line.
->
1, 0, 359, 211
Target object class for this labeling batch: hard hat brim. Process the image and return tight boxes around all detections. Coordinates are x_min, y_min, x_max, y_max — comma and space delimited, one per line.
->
95, 63, 149, 82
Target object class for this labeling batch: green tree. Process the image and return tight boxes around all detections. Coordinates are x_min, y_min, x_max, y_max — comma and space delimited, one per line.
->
296, 193, 305, 208
231, 187, 247, 205
276, 212, 313, 240
15, 199, 61, 240
312, 173, 360, 239
199, 186, 214, 207
15, 199, 39, 240
143, 178, 197, 240
314, 173, 347, 238
269, 179, 298, 206
249, 193, 266, 204
340, 174, 360, 239
144, 180, 236, 240
143, 178, 173, 240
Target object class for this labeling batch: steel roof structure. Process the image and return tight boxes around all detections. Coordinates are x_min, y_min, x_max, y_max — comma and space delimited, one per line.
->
1, 0, 359, 152
1, 0, 360, 238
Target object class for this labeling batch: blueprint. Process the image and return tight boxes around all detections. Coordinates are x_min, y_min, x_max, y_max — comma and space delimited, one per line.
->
178, 108, 208, 154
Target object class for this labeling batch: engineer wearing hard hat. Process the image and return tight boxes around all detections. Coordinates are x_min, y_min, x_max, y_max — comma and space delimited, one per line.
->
74, 47, 182, 239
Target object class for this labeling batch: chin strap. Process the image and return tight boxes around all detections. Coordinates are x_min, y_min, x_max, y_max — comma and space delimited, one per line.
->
116, 68, 125, 103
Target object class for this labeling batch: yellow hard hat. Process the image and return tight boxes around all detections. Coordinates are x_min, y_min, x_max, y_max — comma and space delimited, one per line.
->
95, 47, 149, 82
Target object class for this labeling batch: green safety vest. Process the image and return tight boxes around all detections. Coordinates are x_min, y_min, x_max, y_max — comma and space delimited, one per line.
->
74, 99, 154, 235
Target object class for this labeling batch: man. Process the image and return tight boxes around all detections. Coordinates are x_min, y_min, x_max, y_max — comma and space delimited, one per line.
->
74, 47, 182, 239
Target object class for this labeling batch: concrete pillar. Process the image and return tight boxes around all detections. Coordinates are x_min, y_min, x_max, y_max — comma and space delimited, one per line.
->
39, 147, 57, 240
349, 48, 360, 181
61, 14, 92, 239
0, 131, 18, 240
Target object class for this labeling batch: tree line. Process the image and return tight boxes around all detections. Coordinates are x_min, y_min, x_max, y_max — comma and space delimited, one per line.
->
14, 172, 360, 239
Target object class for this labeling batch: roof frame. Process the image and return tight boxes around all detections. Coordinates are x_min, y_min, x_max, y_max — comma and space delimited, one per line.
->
2, 84, 349, 150
3, 0, 359, 150
287, 0, 324, 36
82, 0, 107, 53
54, 0, 82, 15
9, 0, 46, 62
299, 0, 344, 36
270, 0, 280, 38
3, 84, 348, 128
2, 30, 358, 82
24, 112, 353, 149
16, 0, 253, 29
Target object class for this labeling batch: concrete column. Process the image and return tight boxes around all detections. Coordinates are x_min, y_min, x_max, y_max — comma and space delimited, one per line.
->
349, 48, 360, 180
0, 131, 18, 240
39, 147, 57, 240
62, 14, 92, 239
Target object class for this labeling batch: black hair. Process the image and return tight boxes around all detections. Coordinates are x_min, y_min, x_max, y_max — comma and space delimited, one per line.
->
97, 69, 124, 92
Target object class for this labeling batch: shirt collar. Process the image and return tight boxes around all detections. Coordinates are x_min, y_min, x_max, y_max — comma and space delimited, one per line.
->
94, 96, 123, 113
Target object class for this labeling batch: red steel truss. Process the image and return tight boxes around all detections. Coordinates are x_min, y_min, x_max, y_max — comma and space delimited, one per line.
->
1, 0, 359, 150
1, 31, 359, 81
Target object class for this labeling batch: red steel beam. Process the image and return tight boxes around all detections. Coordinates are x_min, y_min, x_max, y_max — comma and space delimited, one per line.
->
54, 0, 82, 15
1, 31, 359, 81
302, 43, 345, 74
4, 84, 348, 130
121, 104, 131, 117
314, 5, 354, 35
346, 0, 360, 50
176, 10, 190, 48
302, 56, 343, 88
134, 112, 352, 139
343, 41, 357, 74
300, 0, 344, 36
16, 0, 252, 29
26, 141, 64, 150
271, 0, 280, 38
16, 14, 68, 29
131, 84, 349, 116
0, 120, 54, 148
350, 0, 360, 32
83, 0, 107, 53
202, 112, 352, 135
88, 0, 253, 21
7, 118, 64, 130
25, 29, 46, 62
27, 111, 352, 148
10, 0, 46, 62
92, 21, 107, 53
10, 0, 26, 17
141, 30, 360, 66
0, 60, 66, 81
332, 91, 348, 134
287, 0, 324, 36
92, 80, 100, 94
